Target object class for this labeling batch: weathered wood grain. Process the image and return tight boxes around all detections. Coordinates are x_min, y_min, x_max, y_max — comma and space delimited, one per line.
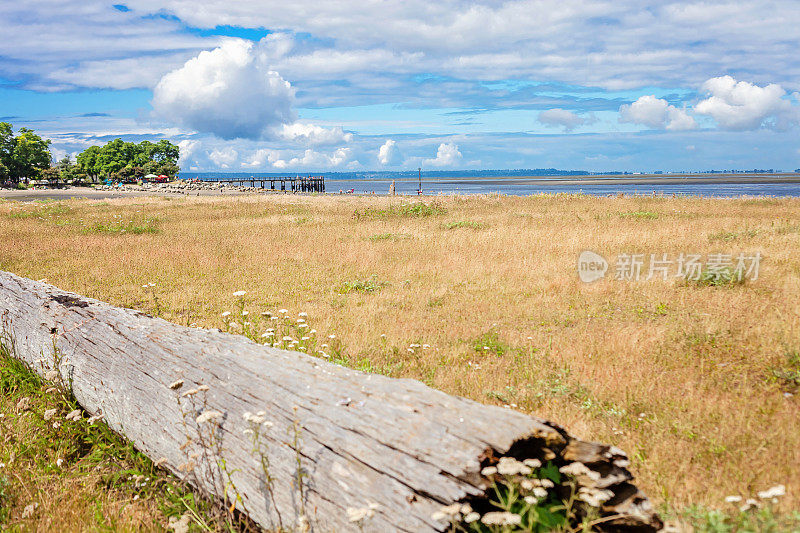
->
0, 270, 662, 531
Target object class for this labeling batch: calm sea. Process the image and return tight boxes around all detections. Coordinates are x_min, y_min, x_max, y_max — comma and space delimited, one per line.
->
182, 173, 800, 197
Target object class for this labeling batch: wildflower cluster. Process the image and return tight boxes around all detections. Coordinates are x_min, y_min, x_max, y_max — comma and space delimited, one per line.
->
436, 457, 612, 532
219, 291, 331, 358
725, 484, 787, 511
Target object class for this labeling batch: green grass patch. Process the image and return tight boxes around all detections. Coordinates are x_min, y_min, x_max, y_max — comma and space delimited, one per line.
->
679, 504, 800, 532
83, 218, 160, 235
769, 351, 800, 393
472, 330, 509, 357
368, 232, 410, 242
442, 220, 486, 230
6, 202, 72, 219
692, 267, 746, 287
353, 201, 447, 220
334, 276, 387, 294
709, 229, 760, 242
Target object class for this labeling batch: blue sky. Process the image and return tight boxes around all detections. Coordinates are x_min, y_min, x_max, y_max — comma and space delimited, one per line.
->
2, 1, 800, 172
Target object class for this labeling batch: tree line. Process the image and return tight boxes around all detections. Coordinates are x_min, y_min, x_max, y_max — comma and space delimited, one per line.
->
1, 122, 180, 187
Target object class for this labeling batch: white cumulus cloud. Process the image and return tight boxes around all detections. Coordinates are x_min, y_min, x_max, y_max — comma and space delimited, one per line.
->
272, 147, 353, 169
619, 95, 696, 131
695, 75, 799, 130
152, 39, 296, 140
277, 123, 353, 146
208, 147, 239, 168
538, 109, 595, 131
424, 142, 462, 167
377, 139, 402, 165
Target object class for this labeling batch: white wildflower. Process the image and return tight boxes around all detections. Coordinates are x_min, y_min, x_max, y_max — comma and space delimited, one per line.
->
241, 310, 249, 316
16, 397, 31, 411
299, 312, 308, 317
464, 512, 480, 523
233, 290, 247, 297
181, 388, 199, 397
65, 409, 82, 421
578, 487, 613, 507
196, 410, 222, 424
740, 498, 760, 512
725, 495, 742, 503
221, 311, 231, 317
481, 511, 521, 526
439, 503, 461, 516
496, 457, 531, 476
197, 384, 209, 392
328, 334, 336, 339
168, 513, 191, 533
524, 496, 538, 504
86, 413, 104, 424
21, 503, 38, 519
261, 332, 274, 338
45, 370, 59, 381
43, 408, 57, 421
228, 321, 240, 329
56, 458, 63, 467
757, 485, 786, 499
168, 379, 184, 390
481, 466, 497, 476
533, 487, 548, 498
523, 458, 542, 468
279, 309, 288, 314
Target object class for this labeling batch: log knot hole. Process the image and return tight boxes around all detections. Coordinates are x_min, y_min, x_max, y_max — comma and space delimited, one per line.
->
50, 295, 89, 308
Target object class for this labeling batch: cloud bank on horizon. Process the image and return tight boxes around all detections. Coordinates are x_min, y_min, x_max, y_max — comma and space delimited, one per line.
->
2, 0, 800, 172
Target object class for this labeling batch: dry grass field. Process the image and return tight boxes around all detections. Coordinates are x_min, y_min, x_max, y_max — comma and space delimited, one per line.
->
1, 192, 799, 526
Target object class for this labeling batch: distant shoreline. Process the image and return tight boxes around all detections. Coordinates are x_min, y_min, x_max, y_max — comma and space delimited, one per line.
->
3, 172, 800, 202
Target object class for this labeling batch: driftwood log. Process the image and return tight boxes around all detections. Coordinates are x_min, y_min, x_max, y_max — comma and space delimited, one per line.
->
0, 271, 662, 532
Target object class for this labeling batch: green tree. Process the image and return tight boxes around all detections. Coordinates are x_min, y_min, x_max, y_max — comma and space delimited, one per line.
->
0, 123, 14, 181
76, 145, 102, 181
0, 123, 52, 185
76, 138, 180, 181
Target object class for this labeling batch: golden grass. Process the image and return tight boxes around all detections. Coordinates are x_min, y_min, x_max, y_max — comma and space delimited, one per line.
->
2, 193, 799, 516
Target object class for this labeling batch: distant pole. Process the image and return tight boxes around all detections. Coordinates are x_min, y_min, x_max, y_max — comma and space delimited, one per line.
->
418, 167, 422, 195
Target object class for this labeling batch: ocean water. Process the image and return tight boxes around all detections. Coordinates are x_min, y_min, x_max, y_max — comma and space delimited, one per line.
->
181, 174, 800, 197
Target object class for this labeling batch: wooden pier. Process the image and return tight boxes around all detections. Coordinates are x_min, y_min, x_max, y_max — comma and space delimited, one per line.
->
212, 176, 325, 193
